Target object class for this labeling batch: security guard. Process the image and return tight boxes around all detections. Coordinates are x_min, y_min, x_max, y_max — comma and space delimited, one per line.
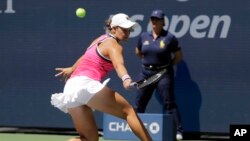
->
135, 9, 184, 140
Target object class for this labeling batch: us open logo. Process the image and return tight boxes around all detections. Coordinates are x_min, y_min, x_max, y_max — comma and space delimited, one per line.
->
0, 0, 15, 14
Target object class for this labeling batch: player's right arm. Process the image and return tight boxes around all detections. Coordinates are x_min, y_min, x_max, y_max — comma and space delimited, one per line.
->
101, 39, 132, 90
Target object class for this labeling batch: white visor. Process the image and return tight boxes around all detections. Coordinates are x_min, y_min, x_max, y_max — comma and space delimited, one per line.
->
110, 13, 136, 28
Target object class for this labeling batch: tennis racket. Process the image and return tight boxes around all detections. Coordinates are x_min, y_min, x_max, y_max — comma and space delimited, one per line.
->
130, 69, 167, 89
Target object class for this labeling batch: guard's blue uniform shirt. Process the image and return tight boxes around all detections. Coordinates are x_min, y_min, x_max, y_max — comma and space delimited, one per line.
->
137, 30, 181, 66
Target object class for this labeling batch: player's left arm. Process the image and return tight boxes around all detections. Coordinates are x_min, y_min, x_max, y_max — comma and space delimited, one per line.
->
55, 55, 83, 80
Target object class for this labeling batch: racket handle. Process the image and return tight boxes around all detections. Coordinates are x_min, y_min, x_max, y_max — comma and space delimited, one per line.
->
129, 82, 138, 89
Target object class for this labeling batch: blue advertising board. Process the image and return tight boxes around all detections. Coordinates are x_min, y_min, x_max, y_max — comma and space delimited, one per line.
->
103, 114, 175, 141
0, 0, 250, 134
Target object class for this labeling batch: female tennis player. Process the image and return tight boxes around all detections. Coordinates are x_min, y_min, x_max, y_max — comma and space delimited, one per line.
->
51, 13, 152, 141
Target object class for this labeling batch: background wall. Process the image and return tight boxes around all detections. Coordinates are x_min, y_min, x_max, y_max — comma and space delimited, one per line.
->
0, 0, 249, 133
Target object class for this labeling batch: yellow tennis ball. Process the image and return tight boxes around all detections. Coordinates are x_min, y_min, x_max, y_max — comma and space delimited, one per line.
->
76, 8, 86, 18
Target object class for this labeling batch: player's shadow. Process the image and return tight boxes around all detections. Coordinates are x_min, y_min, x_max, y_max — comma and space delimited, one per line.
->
174, 60, 202, 138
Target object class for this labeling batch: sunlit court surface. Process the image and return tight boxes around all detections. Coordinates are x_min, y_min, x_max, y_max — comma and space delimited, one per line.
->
0, 133, 210, 141
0, 133, 109, 141
0, 133, 127, 141
0, 127, 223, 141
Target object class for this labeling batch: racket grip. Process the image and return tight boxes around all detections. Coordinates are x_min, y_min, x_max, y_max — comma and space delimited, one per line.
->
129, 82, 138, 89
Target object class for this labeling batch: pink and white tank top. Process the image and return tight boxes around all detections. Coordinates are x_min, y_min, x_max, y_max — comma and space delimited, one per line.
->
70, 34, 114, 81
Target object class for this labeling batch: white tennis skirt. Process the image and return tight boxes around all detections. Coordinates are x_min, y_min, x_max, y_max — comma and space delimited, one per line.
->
51, 76, 110, 113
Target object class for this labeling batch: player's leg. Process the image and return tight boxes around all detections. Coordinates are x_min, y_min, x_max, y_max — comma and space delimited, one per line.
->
87, 86, 152, 141
67, 105, 99, 141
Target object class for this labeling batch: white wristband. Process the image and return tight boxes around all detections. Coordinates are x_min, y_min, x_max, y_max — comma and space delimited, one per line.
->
121, 74, 131, 82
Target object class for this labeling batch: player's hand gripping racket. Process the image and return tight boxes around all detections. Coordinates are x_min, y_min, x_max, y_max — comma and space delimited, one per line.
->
130, 69, 167, 89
